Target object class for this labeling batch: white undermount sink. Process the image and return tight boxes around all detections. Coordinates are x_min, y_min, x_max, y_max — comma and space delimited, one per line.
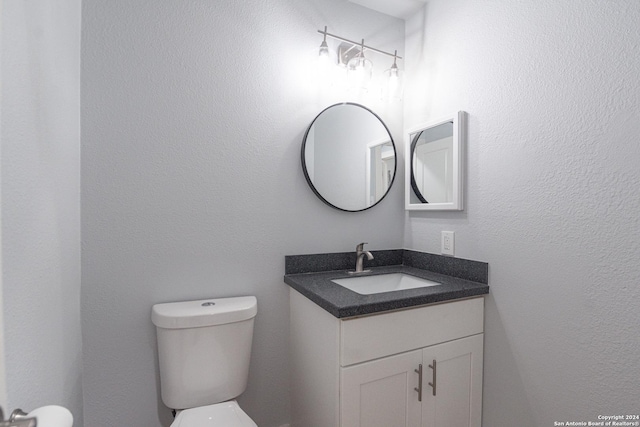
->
332, 273, 441, 295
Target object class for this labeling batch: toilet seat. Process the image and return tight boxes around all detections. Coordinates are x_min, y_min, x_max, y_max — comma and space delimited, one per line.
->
171, 401, 257, 427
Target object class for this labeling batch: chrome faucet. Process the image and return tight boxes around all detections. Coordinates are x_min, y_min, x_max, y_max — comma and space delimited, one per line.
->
0, 407, 36, 427
353, 242, 374, 273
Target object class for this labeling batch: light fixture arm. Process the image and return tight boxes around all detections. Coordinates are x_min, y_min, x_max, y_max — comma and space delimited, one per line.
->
317, 27, 403, 60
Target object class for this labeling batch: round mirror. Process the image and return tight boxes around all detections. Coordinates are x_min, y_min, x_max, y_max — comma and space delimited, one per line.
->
301, 103, 397, 212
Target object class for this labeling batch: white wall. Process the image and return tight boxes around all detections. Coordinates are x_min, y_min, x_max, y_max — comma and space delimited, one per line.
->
80, 0, 404, 425
404, 1, 640, 425
1, 0, 82, 422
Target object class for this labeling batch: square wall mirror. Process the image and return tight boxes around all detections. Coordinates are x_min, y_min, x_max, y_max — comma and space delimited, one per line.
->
405, 111, 465, 211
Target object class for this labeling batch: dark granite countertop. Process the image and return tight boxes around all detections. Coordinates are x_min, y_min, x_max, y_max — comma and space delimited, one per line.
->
284, 250, 489, 318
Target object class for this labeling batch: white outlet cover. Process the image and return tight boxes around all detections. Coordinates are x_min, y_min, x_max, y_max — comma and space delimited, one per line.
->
441, 231, 455, 256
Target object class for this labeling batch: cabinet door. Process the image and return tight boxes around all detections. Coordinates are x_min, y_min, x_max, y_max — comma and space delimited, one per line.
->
421, 334, 483, 427
341, 349, 422, 427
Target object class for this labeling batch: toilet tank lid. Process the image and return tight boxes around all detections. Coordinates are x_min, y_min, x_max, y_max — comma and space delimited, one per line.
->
152, 296, 257, 329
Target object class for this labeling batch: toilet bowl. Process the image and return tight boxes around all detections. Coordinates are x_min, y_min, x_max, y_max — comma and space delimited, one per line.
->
171, 401, 256, 427
152, 296, 258, 427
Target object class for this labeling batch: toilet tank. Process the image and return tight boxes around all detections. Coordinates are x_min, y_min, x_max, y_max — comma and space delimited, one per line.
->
152, 296, 257, 410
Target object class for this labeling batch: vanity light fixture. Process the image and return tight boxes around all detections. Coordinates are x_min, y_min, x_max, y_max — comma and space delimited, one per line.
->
317, 26, 403, 90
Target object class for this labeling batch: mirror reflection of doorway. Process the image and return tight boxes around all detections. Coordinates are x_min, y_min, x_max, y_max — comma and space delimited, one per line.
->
413, 134, 453, 203
367, 140, 395, 205
410, 121, 454, 204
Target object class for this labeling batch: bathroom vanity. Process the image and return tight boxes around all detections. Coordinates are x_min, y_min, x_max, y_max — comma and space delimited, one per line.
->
285, 250, 488, 427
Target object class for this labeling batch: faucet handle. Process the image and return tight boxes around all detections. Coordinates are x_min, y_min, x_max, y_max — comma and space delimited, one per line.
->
356, 242, 368, 252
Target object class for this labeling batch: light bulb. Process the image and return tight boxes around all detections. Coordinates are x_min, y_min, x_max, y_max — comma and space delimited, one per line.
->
317, 26, 335, 72
316, 39, 337, 85
347, 53, 372, 89
318, 40, 330, 60
384, 60, 403, 101
389, 62, 399, 79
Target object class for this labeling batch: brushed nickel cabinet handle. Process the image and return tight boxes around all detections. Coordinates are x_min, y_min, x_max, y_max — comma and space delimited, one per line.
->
428, 359, 437, 396
414, 363, 423, 402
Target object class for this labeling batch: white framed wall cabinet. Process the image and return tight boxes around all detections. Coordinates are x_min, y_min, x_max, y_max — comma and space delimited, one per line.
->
290, 290, 484, 427
405, 111, 466, 211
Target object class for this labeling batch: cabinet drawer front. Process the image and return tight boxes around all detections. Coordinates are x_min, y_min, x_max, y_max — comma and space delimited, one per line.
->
340, 297, 484, 366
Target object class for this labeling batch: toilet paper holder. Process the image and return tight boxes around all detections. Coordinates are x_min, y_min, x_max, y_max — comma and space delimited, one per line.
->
0, 407, 37, 427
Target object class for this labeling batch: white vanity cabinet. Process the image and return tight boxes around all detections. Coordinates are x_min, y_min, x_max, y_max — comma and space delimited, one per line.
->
341, 334, 483, 427
290, 289, 484, 427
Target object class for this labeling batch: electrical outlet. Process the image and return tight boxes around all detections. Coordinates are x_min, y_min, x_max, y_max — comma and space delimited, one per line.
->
441, 231, 455, 256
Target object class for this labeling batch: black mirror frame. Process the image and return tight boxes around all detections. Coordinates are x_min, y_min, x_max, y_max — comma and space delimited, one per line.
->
300, 102, 397, 212
409, 130, 429, 204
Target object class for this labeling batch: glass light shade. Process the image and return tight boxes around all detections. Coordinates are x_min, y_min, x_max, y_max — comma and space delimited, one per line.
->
347, 55, 373, 89
316, 40, 338, 84
318, 41, 331, 63
388, 62, 400, 79
384, 62, 404, 100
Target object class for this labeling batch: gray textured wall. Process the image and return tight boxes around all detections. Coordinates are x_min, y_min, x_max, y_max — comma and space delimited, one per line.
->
81, 1, 405, 425
404, 1, 640, 425
7, 1, 637, 425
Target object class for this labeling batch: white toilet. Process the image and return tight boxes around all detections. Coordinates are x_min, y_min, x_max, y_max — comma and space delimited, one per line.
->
152, 296, 258, 427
